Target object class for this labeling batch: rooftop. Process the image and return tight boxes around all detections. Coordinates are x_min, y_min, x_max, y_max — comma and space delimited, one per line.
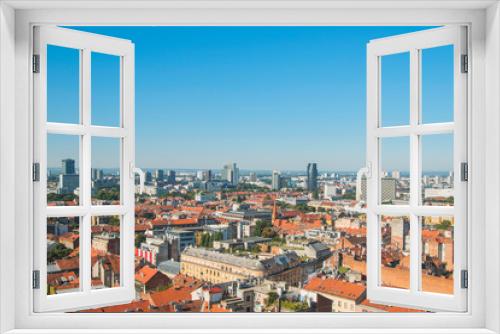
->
304, 277, 366, 301
182, 248, 265, 270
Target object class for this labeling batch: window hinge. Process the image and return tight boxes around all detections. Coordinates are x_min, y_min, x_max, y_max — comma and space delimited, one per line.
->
461, 162, 468, 182
33, 162, 40, 182
461, 269, 468, 289
461, 54, 468, 73
32, 54, 40, 73
32, 270, 40, 289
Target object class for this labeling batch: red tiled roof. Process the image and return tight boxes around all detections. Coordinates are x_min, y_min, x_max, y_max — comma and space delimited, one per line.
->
361, 299, 425, 312
135, 266, 160, 285
180, 206, 204, 214
80, 300, 151, 313
59, 232, 79, 241
55, 257, 80, 271
168, 218, 198, 226
149, 286, 194, 307
151, 218, 169, 226
304, 277, 366, 301
202, 301, 231, 313
47, 271, 78, 286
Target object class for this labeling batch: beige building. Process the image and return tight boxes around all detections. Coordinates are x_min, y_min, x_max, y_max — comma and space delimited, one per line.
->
92, 232, 120, 255
303, 277, 366, 312
180, 248, 302, 285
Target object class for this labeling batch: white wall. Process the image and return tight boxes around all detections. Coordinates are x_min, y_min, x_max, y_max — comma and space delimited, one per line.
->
485, 2, 500, 333
0, 2, 16, 333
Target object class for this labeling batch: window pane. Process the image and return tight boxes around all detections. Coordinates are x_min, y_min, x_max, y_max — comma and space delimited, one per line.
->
91, 137, 121, 205
47, 134, 80, 206
421, 216, 454, 295
421, 45, 454, 124
380, 215, 410, 290
47, 217, 80, 295
421, 134, 454, 206
91, 52, 121, 127
380, 52, 410, 127
91, 215, 121, 289
47, 45, 80, 124
380, 137, 410, 205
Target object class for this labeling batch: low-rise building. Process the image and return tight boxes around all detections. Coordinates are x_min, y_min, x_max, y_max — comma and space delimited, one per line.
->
135, 266, 171, 294
180, 248, 303, 285
303, 277, 366, 312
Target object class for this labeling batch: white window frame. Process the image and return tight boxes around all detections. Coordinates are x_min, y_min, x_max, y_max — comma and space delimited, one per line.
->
32, 26, 136, 312
366, 26, 467, 312
0, 1, 499, 333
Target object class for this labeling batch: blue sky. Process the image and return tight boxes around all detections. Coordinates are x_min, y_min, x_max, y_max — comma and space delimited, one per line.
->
47, 26, 453, 172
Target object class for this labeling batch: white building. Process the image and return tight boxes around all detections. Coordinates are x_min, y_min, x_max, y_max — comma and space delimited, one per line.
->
272, 170, 281, 191
223, 163, 239, 186
356, 169, 368, 202
323, 182, 338, 199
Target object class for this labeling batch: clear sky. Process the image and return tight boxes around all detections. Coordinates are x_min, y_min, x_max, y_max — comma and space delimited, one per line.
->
47, 26, 454, 172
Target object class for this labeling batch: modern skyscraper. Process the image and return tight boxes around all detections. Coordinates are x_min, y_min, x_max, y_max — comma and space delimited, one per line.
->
145, 171, 153, 183
62, 159, 76, 175
58, 159, 78, 194
356, 169, 368, 202
272, 170, 281, 191
391, 170, 401, 179
167, 170, 176, 184
306, 163, 318, 192
223, 163, 239, 186
155, 169, 164, 182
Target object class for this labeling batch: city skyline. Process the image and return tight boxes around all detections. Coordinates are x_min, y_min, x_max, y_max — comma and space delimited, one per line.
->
48, 26, 453, 171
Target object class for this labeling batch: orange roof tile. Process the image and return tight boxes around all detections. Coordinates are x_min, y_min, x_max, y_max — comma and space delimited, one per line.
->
361, 299, 425, 312
149, 286, 194, 307
80, 300, 150, 313
135, 266, 160, 285
55, 257, 80, 271
304, 277, 366, 301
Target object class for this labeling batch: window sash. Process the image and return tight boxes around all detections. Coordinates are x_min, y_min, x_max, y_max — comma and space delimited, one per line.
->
33, 26, 135, 312
366, 25, 468, 312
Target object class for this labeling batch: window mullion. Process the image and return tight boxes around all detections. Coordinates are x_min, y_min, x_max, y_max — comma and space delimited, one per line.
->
80, 48, 92, 293
409, 48, 420, 293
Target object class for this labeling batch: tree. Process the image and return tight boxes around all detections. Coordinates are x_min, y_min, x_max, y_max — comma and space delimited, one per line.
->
295, 203, 314, 213
47, 193, 77, 202
254, 220, 273, 237
281, 300, 309, 312
135, 234, 146, 248
109, 216, 120, 226
436, 219, 452, 230
95, 187, 120, 201
261, 226, 276, 238
266, 292, 279, 306
47, 244, 71, 263
201, 233, 210, 248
